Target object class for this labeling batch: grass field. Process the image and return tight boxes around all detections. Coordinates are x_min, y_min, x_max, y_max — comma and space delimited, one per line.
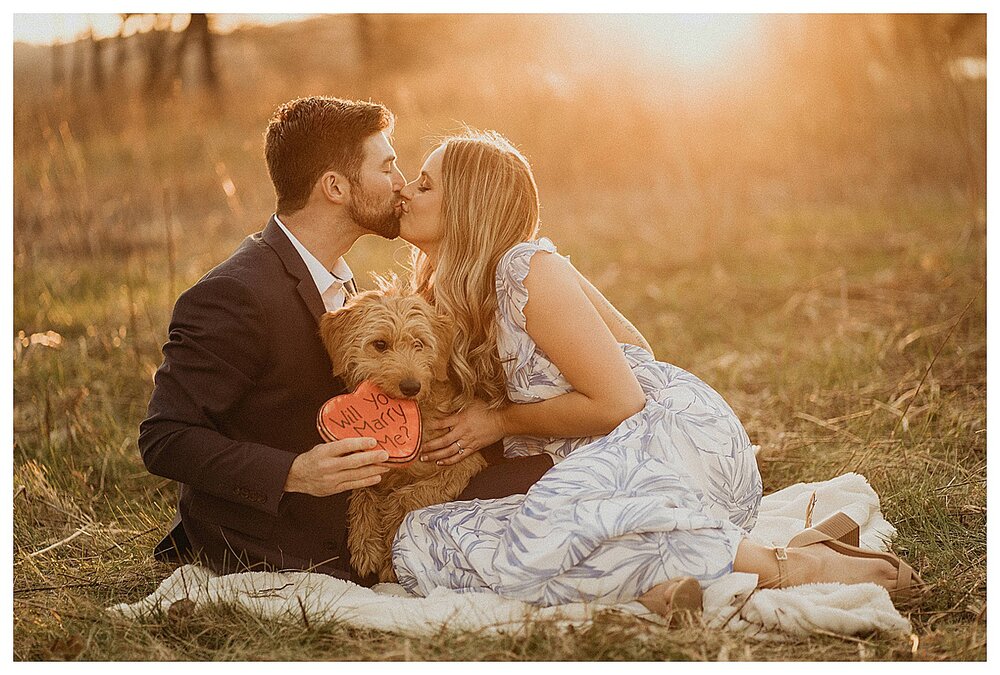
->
12, 189, 986, 660
12, 14, 985, 661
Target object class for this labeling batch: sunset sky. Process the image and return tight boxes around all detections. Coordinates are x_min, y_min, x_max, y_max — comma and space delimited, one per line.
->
13, 12, 761, 79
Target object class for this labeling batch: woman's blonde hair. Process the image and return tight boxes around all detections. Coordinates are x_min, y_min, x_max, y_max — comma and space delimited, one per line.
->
410, 130, 540, 408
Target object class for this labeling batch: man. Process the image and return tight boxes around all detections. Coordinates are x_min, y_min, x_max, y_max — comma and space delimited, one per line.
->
139, 96, 553, 583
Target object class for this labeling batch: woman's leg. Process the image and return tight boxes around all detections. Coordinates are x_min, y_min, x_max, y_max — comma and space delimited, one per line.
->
733, 538, 898, 590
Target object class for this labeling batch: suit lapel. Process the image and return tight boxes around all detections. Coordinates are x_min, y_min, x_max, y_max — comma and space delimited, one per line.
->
261, 216, 328, 322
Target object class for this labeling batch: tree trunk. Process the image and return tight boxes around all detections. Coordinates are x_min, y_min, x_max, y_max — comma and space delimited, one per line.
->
193, 14, 219, 89
91, 35, 105, 91
51, 41, 65, 87
173, 14, 219, 90
143, 24, 168, 95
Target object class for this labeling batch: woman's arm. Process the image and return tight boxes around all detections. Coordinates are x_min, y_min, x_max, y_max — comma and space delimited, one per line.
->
574, 267, 654, 355
422, 251, 646, 464
501, 250, 647, 436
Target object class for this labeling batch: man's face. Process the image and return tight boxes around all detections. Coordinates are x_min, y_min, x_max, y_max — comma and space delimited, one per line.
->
348, 132, 406, 239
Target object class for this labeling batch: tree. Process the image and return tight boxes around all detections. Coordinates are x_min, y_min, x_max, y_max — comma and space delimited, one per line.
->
90, 29, 105, 91
105, 13, 221, 96
173, 13, 218, 90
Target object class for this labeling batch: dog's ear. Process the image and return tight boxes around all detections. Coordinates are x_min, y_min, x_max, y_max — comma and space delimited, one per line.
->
372, 271, 405, 296
319, 305, 360, 377
430, 312, 456, 382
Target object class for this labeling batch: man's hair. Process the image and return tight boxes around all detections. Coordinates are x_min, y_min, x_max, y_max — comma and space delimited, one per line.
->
264, 96, 394, 215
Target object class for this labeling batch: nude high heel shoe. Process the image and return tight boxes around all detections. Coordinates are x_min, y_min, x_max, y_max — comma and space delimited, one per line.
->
638, 576, 703, 625
759, 503, 862, 590
788, 511, 861, 548
782, 510, 926, 602
663, 576, 703, 621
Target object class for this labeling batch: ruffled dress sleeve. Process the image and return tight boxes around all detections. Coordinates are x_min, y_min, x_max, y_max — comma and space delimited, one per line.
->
494, 238, 601, 461
496, 237, 558, 334
494, 238, 571, 404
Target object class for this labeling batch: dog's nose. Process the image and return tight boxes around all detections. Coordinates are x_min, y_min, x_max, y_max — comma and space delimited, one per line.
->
399, 378, 421, 397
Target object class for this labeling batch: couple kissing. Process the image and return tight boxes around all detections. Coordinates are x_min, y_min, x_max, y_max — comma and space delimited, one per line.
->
140, 96, 922, 620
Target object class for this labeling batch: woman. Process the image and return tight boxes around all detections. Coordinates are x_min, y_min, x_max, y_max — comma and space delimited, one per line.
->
392, 130, 919, 615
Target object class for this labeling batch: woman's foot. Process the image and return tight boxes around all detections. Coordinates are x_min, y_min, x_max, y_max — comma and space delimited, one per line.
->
736, 539, 899, 593
777, 544, 899, 591
637, 576, 702, 624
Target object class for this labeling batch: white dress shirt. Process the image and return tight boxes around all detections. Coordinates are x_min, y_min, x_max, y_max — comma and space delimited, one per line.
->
274, 215, 354, 312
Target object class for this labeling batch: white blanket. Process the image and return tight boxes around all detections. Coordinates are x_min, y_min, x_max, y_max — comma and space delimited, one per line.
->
110, 472, 912, 640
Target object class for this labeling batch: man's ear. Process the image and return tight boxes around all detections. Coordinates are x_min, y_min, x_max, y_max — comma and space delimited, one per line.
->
319, 170, 349, 205
431, 313, 456, 382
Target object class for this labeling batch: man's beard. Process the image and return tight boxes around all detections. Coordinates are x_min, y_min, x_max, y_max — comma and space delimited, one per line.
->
348, 181, 400, 239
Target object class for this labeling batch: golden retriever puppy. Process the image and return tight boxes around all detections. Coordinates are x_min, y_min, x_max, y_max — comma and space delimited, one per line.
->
319, 285, 486, 583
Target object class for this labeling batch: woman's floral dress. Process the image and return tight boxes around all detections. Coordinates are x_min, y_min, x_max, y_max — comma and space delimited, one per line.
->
393, 239, 762, 606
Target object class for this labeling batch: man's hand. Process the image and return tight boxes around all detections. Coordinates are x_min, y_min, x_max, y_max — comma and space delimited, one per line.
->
283, 437, 391, 497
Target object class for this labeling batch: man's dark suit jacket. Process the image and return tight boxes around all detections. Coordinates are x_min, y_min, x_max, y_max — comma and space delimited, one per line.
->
139, 217, 553, 583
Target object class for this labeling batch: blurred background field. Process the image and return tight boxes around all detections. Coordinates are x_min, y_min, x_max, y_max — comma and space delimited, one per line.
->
11, 13, 986, 661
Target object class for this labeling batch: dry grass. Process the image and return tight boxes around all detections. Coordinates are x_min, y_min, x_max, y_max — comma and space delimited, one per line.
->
12, 187, 985, 661
12, 14, 985, 661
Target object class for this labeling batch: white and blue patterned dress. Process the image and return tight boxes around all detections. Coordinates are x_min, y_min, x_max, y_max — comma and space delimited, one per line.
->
393, 239, 763, 606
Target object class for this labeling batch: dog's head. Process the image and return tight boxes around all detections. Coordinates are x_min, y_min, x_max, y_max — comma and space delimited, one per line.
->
320, 287, 454, 403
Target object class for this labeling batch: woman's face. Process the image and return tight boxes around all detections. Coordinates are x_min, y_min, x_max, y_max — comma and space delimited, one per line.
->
399, 144, 446, 254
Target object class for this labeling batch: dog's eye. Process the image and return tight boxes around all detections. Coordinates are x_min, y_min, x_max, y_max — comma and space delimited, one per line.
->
372, 340, 389, 352
413, 339, 424, 351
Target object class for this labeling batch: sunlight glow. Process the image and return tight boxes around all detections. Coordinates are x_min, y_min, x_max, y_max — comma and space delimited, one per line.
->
605, 14, 761, 73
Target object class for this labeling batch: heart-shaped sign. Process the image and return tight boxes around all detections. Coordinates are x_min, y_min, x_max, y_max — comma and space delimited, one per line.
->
317, 380, 422, 464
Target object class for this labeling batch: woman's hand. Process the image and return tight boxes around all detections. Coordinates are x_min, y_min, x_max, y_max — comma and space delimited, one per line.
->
420, 399, 506, 466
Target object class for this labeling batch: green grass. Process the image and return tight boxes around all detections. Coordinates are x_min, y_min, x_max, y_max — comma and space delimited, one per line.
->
12, 183, 985, 660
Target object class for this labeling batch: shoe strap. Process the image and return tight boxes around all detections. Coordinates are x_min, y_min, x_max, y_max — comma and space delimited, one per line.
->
774, 547, 789, 588
897, 560, 913, 588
